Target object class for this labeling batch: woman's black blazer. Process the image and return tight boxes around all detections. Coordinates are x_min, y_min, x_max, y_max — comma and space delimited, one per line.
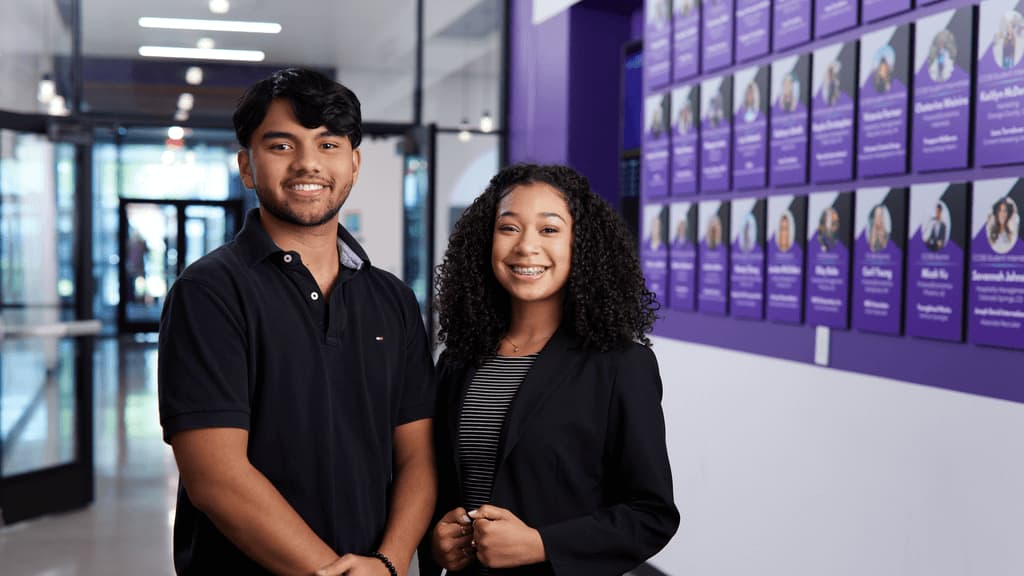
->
421, 327, 679, 576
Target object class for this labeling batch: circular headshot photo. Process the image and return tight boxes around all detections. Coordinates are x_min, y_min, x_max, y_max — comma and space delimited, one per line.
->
987, 196, 1020, 254
994, 11, 1024, 70
922, 201, 951, 252
706, 214, 723, 250
742, 80, 761, 123
868, 204, 892, 253
928, 29, 957, 82
776, 210, 795, 253
822, 61, 842, 107
738, 213, 758, 253
817, 207, 840, 252
872, 44, 896, 94
778, 73, 800, 113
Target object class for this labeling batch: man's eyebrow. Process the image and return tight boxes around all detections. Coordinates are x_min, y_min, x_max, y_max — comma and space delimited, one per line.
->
260, 130, 343, 140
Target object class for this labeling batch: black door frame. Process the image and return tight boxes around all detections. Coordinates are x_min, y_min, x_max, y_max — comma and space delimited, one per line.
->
0, 110, 96, 526
117, 198, 244, 334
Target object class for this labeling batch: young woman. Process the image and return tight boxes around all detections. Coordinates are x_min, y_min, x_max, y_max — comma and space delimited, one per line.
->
422, 164, 679, 575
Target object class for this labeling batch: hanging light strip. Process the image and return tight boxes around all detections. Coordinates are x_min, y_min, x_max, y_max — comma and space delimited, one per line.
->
139, 46, 265, 62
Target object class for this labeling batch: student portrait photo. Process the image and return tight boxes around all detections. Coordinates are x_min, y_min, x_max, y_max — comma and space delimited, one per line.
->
873, 45, 896, 93
739, 213, 757, 253
677, 100, 695, 134
868, 204, 892, 253
994, 11, 1023, 70
776, 211, 794, 253
706, 214, 723, 249
742, 80, 761, 123
677, 0, 695, 18
928, 29, 957, 82
923, 202, 950, 252
987, 196, 1020, 254
817, 207, 840, 251
647, 207, 667, 251
672, 215, 690, 248
779, 72, 799, 112
823, 61, 842, 107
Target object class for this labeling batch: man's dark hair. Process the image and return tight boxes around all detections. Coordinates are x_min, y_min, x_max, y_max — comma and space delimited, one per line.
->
233, 67, 362, 149
435, 163, 659, 366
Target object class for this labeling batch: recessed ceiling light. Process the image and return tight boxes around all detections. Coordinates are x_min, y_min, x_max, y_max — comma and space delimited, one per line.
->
167, 126, 185, 140
196, 37, 215, 50
138, 17, 281, 34
174, 109, 190, 122
177, 93, 195, 111
185, 66, 204, 85
209, 0, 230, 14
139, 46, 265, 62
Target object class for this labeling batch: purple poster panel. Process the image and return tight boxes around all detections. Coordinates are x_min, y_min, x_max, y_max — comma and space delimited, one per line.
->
858, 25, 910, 178
775, 0, 813, 51
643, 91, 671, 200
906, 182, 968, 342
641, 202, 670, 305
767, 195, 808, 323
730, 197, 767, 319
771, 54, 810, 187
645, 0, 673, 89
732, 66, 769, 190
852, 187, 908, 335
702, 0, 734, 72
812, 42, 858, 183
673, 0, 701, 81
699, 200, 731, 314
815, 0, 858, 38
805, 191, 853, 327
976, 1, 1024, 167
736, 0, 771, 62
968, 178, 1024, 350
863, 0, 911, 23
701, 76, 733, 193
669, 201, 699, 310
913, 7, 974, 173
671, 84, 700, 195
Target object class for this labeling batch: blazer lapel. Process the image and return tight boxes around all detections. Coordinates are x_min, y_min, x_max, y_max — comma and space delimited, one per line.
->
494, 325, 581, 475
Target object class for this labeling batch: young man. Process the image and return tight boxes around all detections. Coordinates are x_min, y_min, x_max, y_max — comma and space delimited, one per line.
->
158, 68, 436, 575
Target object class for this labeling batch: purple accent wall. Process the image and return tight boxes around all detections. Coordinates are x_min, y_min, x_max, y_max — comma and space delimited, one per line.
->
509, 0, 1024, 405
509, 0, 632, 208
509, 0, 570, 166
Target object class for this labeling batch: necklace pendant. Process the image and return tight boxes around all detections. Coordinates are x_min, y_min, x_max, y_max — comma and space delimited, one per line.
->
512, 344, 520, 353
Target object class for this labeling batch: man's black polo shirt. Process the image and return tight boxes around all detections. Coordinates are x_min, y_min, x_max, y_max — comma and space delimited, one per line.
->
158, 208, 434, 574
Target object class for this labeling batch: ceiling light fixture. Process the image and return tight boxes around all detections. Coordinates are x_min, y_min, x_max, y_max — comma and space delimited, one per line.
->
138, 17, 281, 34
185, 66, 204, 85
479, 110, 494, 133
37, 75, 56, 104
167, 126, 185, 140
208, 0, 230, 14
458, 118, 472, 143
139, 46, 265, 62
177, 93, 195, 111
196, 37, 216, 50
174, 109, 190, 122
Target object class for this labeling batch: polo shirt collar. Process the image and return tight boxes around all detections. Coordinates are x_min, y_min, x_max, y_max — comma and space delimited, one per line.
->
236, 207, 370, 269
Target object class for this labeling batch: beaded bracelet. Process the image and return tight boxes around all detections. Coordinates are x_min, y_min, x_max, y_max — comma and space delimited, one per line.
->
371, 551, 398, 576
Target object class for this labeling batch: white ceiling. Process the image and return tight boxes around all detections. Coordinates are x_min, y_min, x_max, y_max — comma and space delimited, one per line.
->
79, 0, 503, 123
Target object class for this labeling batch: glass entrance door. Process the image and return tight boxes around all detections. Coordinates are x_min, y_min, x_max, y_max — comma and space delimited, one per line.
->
118, 199, 242, 333
0, 121, 98, 525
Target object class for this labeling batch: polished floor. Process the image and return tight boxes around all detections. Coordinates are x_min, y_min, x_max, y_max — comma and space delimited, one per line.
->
1, 337, 178, 575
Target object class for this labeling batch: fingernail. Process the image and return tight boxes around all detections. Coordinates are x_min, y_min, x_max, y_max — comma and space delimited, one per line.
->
461, 514, 472, 523
467, 509, 478, 518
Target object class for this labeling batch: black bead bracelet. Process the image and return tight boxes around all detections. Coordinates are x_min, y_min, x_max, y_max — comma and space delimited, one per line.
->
371, 551, 398, 576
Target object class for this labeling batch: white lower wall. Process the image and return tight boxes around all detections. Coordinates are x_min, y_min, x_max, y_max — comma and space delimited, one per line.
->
647, 336, 1024, 576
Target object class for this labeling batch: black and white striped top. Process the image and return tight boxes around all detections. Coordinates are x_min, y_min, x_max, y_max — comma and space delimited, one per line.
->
457, 354, 538, 511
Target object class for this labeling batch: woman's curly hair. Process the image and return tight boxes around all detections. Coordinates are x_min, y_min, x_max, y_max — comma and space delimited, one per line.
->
435, 163, 659, 366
